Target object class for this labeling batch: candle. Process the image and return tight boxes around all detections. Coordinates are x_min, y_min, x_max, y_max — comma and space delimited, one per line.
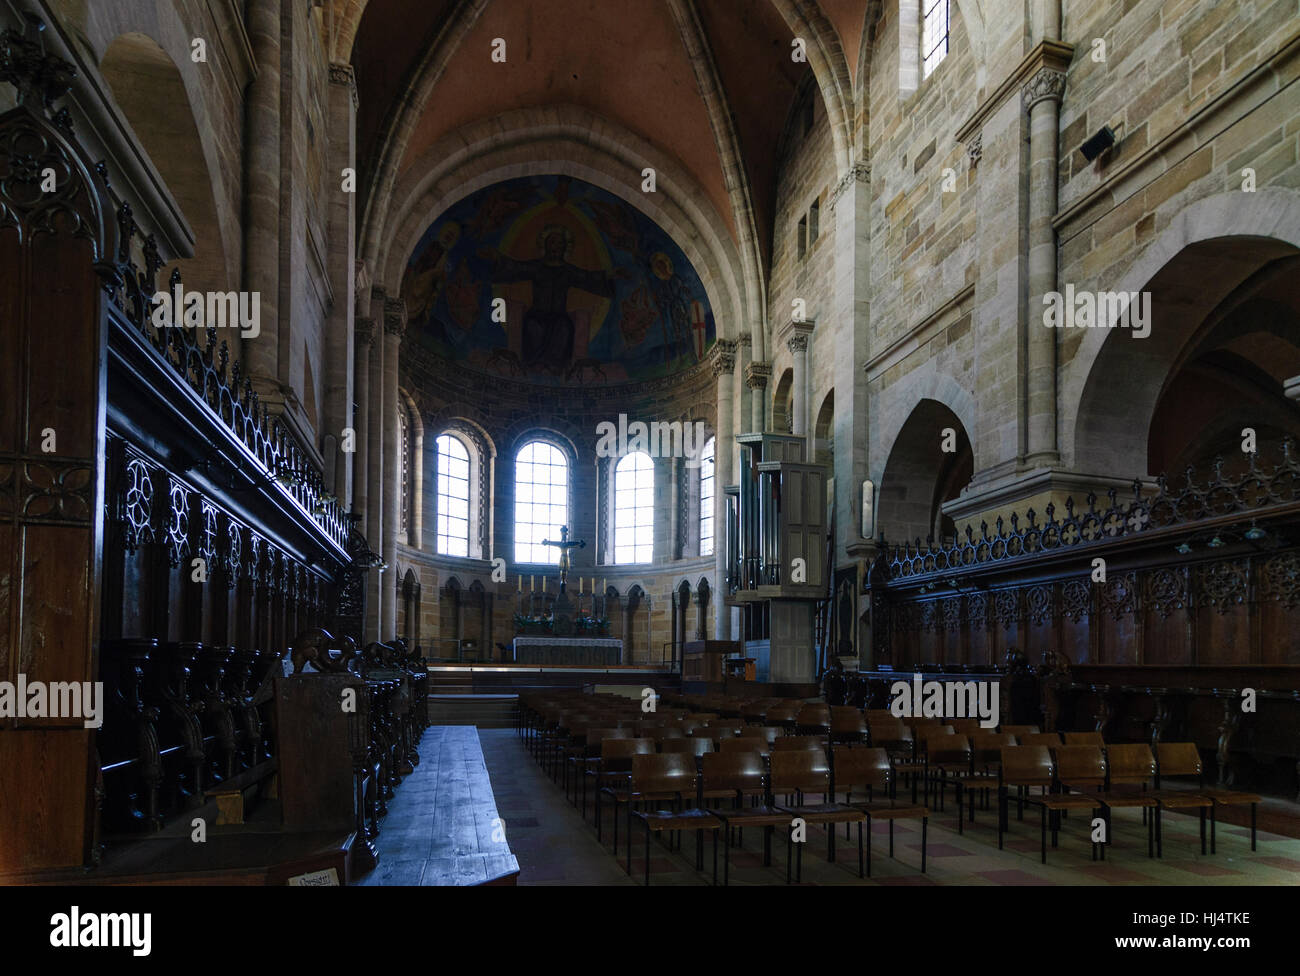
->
601, 577, 606, 593
530, 575, 534, 592
580, 577, 585, 594
543, 577, 547, 593
517, 575, 522, 593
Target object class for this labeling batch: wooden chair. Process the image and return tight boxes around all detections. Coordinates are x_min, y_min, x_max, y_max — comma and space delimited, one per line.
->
702, 751, 795, 883
1064, 731, 1105, 746
1021, 732, 1064, 750
722, 736, 772, 760
1153, 742, 1232, 853
627, 753, 721, 885
770, 750, 866, 881
593, 738, 655, 847
764, 703, 801, 732
998, 745, 1078, 857
949, 718, 983, 735
1089, 743, 1160, 858
1046, 745, 1110, 863
830, 707, 868, 746
700, 751, 773, 884
925, 734, 972, 811
772, 735, 827, 752
572, 727, 631, 812
948, 732, 1016, 833
795, 703, 832, 736
1001, 724, 1040, 737
661, 736, 714, 760
834, 748, 928, 876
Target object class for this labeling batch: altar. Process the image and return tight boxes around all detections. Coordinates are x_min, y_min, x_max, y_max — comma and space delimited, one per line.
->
512, 637, 623, 666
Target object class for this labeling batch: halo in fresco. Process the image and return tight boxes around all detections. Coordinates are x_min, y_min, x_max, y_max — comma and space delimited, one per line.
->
401, 175, 716, 385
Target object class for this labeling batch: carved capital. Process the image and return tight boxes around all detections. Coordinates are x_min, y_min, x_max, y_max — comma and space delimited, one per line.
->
735, 333, 753, 349
383, 298, 407, 337
709, 339, 737, 378
829, 160, 870, 208
966, 132, 982, 167
1022, 68, 1066, 112
744, 361, 772, 391
355, 317, 376, 347
328, 62, 358, 107
787, 333, 809, 354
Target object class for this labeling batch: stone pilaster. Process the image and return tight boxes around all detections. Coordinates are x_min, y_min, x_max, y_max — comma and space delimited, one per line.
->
243, 0, 281, 384
382, 298, 407, 640
323, 62, 357, 507
709, 340, 737, 639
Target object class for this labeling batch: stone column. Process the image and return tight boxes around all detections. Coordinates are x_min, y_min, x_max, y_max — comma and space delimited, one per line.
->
382, 298, 406, 641
735, 334, 753, 436
323, 64, 357, 505
1022, 68, 1066, 466
789, 332, 809, 437
410, 417, 423, 548
745, 362, 771, 434
710, 341, 736, 639
243, 0, 281, 382
364, 287, 386, 642
353, 316, 374, 530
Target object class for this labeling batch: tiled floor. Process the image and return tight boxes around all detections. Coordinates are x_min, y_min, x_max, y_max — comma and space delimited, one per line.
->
477, 729, 1300, 886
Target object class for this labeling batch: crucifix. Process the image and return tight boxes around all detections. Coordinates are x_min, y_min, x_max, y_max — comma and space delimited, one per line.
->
540, 525, 586, 592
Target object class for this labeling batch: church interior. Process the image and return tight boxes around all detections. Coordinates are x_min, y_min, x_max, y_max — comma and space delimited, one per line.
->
1, 0, 1299, 893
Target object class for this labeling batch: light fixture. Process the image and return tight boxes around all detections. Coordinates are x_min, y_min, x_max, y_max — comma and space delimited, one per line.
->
1175, 542, 1192, 555
1245, 525, 1267, 541
1207, 536, 1224, 549
1080, 125, 1116, 162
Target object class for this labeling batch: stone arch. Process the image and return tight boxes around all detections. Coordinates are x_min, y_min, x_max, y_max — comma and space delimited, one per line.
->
870, 367, 977, 486
695, 577, 712, 640
99, 31, 233, 292
772, 367, 795, 434
375, 106, 747, 346
814, 388, 835, 466
1065, 189, 1300, 476
877, 398, 974, 547
766, 0, 854, 172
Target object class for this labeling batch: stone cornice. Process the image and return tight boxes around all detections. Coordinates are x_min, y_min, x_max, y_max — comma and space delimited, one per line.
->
955, 39, 1074, 145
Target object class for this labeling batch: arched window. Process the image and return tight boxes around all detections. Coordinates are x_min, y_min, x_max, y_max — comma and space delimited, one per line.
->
515, 440, 568, 563
614, 452, 654, 564
435, 433, 470, 556
922, 0, 950, 78
699, 437, 715, 557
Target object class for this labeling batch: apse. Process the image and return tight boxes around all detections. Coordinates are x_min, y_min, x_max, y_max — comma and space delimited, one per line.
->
400, 174, 716, 387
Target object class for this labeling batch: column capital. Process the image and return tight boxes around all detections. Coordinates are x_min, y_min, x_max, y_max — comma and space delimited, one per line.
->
965, 131, 982, 168
778, 316, 814, 353
383, 298, 407, 338
709, 339, 737, 378
355, 316, 376, 347
328, 62, 358, 107
744, 361, 771, 390
1022, 67, 1066, 112
787, 333, 809, 354
735, 333, 753, 349
829, 161, 870, 208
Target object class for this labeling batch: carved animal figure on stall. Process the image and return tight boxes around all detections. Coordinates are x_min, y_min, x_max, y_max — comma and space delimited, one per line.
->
290, 628, 358, 674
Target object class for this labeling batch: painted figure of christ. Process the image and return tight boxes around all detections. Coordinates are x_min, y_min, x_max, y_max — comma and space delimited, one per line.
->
479, 225, 625, 374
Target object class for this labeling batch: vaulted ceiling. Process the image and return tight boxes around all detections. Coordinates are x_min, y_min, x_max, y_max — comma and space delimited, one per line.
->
340, 0, 870, 284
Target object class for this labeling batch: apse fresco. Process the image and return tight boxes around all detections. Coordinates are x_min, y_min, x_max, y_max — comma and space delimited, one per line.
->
401, 175, 716, 384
